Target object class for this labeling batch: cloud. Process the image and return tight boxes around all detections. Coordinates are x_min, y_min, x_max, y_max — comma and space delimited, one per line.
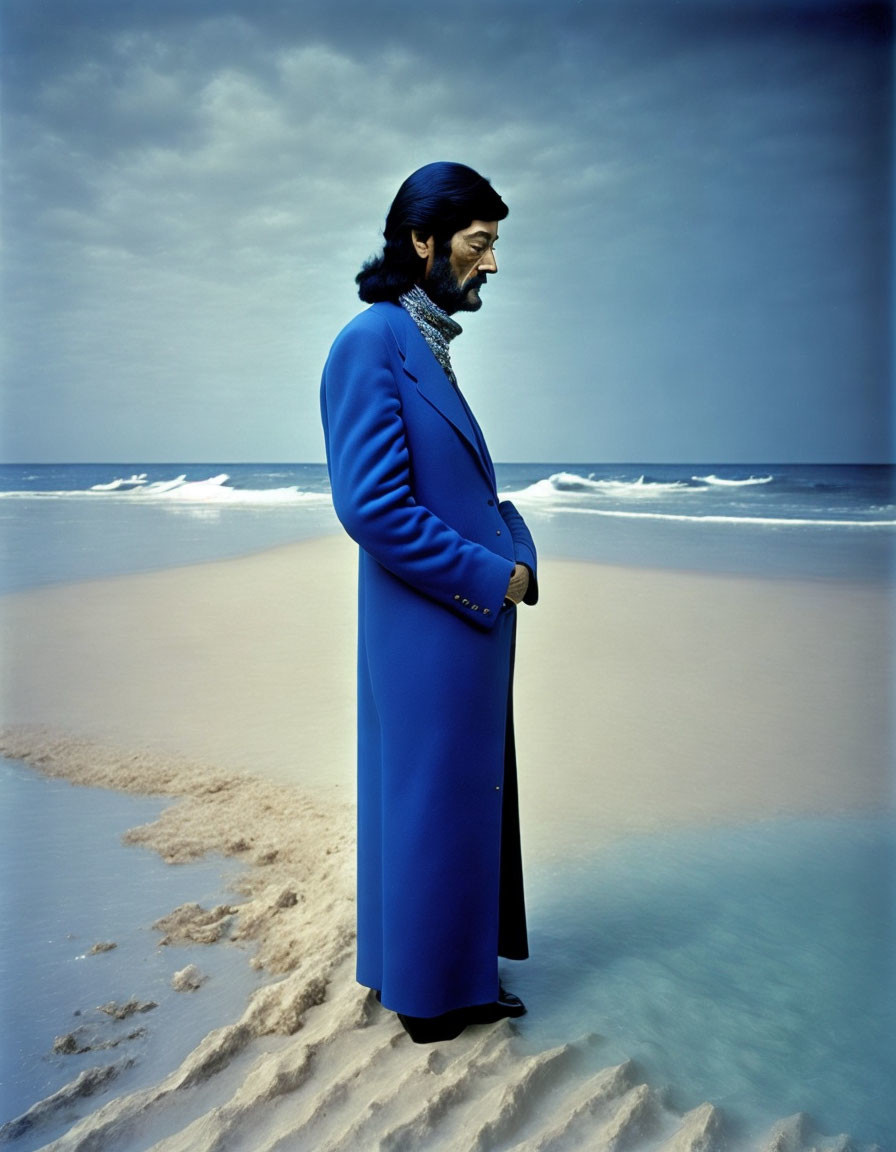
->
2, 1, 891, 461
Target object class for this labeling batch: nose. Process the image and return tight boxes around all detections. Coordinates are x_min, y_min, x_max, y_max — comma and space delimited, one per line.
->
479, 246, 497, 274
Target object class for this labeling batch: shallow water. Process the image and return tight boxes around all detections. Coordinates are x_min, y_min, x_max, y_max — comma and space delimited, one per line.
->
0, 462, 891, 592
513, 813, 895, 1148
0, 758, 268, 1148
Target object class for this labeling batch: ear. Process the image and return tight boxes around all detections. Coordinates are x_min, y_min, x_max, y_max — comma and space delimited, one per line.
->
411, 230, 436, 264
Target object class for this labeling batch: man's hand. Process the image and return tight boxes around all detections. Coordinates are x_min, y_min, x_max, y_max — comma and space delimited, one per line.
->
505, 563, 530, 605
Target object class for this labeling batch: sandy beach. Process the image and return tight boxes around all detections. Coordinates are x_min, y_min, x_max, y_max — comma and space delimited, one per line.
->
1, 535, 891, 1150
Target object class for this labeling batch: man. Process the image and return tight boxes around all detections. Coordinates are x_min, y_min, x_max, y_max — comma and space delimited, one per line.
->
320, 162, 538, 1044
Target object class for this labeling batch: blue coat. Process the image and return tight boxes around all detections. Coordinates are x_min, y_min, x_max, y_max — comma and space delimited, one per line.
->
320, 301, 537, 1018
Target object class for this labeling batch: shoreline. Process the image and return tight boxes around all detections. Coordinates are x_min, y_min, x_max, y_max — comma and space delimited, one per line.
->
1, 537, 891, 1149
2, 739, 717, 1152
2, 736, 886, 1151
0, 739, 357, 1150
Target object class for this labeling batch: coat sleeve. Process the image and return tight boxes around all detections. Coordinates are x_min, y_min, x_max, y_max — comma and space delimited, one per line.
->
498, 499, 539, 606
321, 320, 515, 630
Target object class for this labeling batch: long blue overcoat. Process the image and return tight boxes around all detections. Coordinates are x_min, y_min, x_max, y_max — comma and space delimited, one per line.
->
320, 301, 537, 1018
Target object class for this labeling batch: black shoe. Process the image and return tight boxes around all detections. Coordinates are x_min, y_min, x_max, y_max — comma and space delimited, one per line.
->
498, 984, 526, 1014
392, 985, 526, 1042
397, 1009, 467, 1043
463, 985, 527, 1025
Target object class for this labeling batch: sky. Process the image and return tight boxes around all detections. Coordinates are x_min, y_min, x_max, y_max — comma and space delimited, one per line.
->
1, 0, 892, 463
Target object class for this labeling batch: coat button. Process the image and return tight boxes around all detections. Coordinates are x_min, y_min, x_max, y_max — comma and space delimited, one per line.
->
471, 604, 479, 611
462, 598, 470, 606
483, 608, 491, 616
496, 529, 502, 536
454, 594, 461, 601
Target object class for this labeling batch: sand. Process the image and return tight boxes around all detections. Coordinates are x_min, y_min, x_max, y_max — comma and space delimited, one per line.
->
0, 536, 891, 1150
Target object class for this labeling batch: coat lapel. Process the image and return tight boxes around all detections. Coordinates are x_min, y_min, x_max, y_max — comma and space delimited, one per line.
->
384, 304, 498, 491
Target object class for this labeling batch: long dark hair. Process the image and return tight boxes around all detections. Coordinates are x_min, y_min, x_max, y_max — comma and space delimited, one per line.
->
356, 162, 508, 303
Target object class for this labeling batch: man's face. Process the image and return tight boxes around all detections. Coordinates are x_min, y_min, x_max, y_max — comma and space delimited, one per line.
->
424, 219, 499, 314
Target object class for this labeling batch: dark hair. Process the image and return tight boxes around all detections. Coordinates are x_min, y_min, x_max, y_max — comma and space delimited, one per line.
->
356, 162, 508, 303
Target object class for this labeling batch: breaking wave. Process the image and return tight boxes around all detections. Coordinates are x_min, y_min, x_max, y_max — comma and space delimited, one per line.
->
692, 474, 774, 487
505, 472, 895, 528
0, 473, 332, 506
515, 472, 708, 499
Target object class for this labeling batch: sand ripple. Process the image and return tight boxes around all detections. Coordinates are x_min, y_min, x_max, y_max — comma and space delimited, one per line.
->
0, 729, 870, 1152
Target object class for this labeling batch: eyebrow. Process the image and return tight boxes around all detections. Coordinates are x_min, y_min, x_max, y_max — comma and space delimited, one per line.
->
468, 231, 498, 243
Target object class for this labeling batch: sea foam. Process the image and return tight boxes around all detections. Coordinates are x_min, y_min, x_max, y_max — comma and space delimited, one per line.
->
505, 471, 896, 528
514, 472, 707, 499
0, 473, 332, 506
692, 473, 774, 486
533, 506, 896, 528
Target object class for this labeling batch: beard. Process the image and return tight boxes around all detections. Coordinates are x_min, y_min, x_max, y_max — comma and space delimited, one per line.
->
425, 253, 486, 315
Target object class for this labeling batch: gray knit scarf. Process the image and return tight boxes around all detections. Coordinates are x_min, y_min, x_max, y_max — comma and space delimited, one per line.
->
399, 285, 462, 381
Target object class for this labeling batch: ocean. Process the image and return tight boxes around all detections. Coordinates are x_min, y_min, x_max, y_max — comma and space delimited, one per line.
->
1, 462, 893, 1148
0, 461, 892, 593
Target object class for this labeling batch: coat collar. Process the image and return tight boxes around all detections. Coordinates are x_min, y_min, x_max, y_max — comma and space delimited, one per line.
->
379, 303, 497, 491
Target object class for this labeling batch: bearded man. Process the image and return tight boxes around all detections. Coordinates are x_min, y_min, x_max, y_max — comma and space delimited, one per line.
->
320, 162, 538, 1043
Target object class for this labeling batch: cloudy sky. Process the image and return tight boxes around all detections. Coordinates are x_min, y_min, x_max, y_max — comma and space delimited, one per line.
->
2, 0, 891, 463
